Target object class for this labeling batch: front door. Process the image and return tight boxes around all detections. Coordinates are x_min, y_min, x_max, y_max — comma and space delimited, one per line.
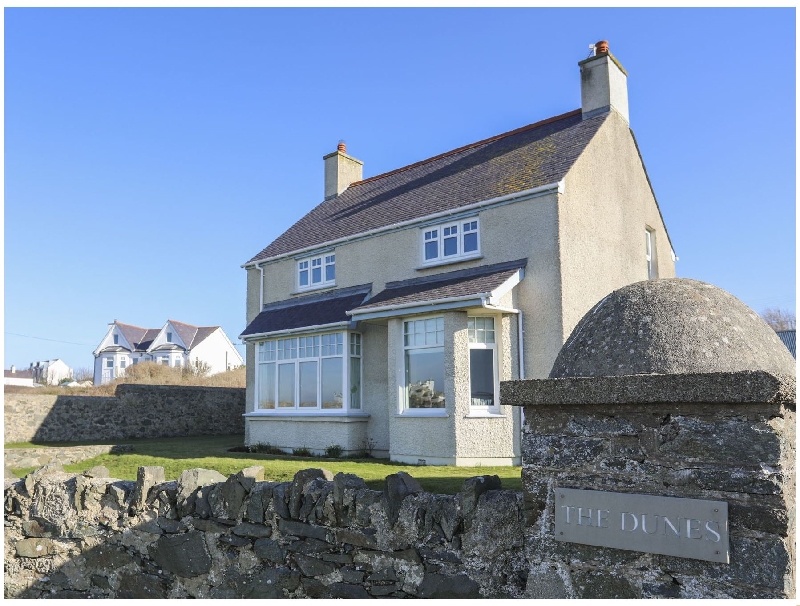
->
101, 359, 114, 383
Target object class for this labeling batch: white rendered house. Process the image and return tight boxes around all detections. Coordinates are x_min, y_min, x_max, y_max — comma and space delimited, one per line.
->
93, 319, 243, 385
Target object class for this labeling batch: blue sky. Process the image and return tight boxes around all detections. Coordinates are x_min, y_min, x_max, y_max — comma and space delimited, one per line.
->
4, 7, 796, 373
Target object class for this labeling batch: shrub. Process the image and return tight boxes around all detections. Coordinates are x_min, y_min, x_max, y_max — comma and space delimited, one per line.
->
324, 444, 343, 459
292, 446, 313, 457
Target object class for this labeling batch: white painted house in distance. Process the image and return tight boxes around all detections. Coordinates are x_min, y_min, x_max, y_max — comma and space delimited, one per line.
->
93, 319, 243, 385
240, 42, 676, 465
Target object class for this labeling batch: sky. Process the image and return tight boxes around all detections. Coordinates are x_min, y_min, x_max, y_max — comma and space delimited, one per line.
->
3, 7, 796, 373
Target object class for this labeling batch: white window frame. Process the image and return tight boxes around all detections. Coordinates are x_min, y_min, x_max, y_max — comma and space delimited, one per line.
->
646, 227, 658, 280
467, 315, 500, 413
401, 315, 446, 416
297, 252, 336, 291
254, 330, 360, 414
420, 217, 481, 266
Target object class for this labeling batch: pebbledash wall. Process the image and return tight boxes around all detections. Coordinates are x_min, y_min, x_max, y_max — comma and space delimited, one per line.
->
3, 279, 796, 599
4, 385, 245, 444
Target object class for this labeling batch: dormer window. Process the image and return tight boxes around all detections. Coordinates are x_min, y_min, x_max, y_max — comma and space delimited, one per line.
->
298, 253, 335, 290
421, 218, 480, 265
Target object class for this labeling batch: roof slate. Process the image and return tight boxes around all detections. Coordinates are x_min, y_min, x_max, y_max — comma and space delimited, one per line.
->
248, 110, 606, 263
240, 284, 372, 338
102, 321, 220, 353
351, 259, 527, 313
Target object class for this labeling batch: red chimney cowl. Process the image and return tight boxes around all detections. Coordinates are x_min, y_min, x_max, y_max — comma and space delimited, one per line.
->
595, 40, 609, 54
337, 141, 346, 153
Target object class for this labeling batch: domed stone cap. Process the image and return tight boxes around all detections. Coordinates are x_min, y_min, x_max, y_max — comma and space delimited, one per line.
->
550, 278, 796, 379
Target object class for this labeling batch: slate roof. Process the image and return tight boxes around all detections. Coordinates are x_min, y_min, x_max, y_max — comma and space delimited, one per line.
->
350, 259, 527, 313
4, 368, 34, 379
248, 110, 607, 263
240, 284, 372, 338
103, 321, 219, 353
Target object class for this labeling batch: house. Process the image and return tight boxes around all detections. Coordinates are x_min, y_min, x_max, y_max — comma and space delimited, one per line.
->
93, 319, 244, 385
776, 329, 796, 358
5, 360, 73, 386
4, 366, 35, 387
240, 42, 676, 465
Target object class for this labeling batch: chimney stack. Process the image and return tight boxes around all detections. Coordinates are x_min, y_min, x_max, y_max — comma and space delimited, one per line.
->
10, 365, 15, 373
579, 40, 629, 124
323, 140, 363, 199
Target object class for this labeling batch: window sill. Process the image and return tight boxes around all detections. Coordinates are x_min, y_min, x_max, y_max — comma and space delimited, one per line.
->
244, 411, 369, 420
291, 283, 337, 296
464, 411, 506, 419
394, 411, 449, 418
415, 254, 483, 271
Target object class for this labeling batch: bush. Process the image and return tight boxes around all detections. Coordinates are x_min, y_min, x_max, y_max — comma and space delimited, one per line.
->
324, 444, 343, 459
292, 446, 313, 457
246, 442, 284, 455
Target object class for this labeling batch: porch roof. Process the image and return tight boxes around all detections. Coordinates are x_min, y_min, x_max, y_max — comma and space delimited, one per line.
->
240, 283, 372, 340
348, 259, 527, 320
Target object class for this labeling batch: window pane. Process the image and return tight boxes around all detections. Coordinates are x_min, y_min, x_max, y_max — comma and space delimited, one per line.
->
463, 232, 478, 253
350, 357, 361, 409
321, 357, 343, 409
278, 364, 295, 407
425, 241, 438, 260
326, 263, 335, 282
405, 348, 445, 408
258, 363, 276, 409
443, 236, 458, 256
299, 361, 318, 407
312, 267, 322, 283
299, 270, 308, 287
470, 349, 494, 407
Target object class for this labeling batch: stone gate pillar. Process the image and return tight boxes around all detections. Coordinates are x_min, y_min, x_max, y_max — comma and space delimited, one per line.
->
501, 279, 796, 599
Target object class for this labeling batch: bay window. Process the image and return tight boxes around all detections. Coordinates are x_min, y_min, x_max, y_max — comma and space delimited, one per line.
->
256, 331, 360, 412
403, 317, 445, 410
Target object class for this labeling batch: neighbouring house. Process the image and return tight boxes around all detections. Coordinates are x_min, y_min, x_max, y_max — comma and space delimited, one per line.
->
240, 42, 676, 465
5, 360, 73, 386
93, 319, 244, 385
4, 366, 35, 387
776, 329, 796, 358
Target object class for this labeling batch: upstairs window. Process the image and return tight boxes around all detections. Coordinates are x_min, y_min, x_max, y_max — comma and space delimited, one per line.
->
298, 253, 336, 290
421, 218, 480, 265
113, 334, 119, 345
646, 228, 658, 280
166, 332, 173, 343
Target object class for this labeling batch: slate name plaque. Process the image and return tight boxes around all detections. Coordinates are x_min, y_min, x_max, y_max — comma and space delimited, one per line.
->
554, 488, 729, 563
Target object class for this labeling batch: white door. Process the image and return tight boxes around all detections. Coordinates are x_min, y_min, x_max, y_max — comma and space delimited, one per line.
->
101, 359, 114, 383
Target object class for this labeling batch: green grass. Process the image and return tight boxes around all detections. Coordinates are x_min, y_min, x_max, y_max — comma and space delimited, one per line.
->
7, 435, 522, 495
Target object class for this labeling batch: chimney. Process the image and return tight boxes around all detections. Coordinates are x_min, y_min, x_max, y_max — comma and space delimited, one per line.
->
10, 365, 15, 373
579, 40, 629, 124
323, 140, 363, 199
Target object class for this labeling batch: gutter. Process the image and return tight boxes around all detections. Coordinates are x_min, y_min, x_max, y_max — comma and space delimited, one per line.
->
240, 321, 350, 343
243, 180, 564, 269
348, 294, 520, 322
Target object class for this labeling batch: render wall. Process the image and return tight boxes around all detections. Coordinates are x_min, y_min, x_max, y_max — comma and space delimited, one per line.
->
558, 110, 676, 341
190, 329, 244, 374
4, 386, 245, 444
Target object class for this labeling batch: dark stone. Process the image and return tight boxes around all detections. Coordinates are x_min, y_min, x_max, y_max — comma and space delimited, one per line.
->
354, 489, 383, 526
461, 475, 502, 528
571, 569, 639, 599
278, 518, 329, 541
418, 573, 481, 598
245, 482, 275, 523
208, 475, 247, 520
254, 537, 286, 563
289, 468, 333, 520
522, 434, 605, 467
335, 527, 378, 548
273, 483, 291, 519
232, 522, 272, 538
417, 545, 462, 563
157, 517, 183, 533
246, 567, 301, 598
294, 553, 338, 577
321, 552, 353, 564
117, 572, 167, 599
329, 582, 371, 599
642, 578, 682, 598
82, 544, 134, 571
149, 531, 212, 578
369, 583, 399, 596
286, 537, 330, 554
132, 466, 165, 510
90, 574, 110, 590
219, 534, 251, 547
176, 468, 226, 517
191, 518, 231, 534
333, 472, 367, 520
383, 471, 423, 526
341, 567, 365, 583
368, 567, 398, 582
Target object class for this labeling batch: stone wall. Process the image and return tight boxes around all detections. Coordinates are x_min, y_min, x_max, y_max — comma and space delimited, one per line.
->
4, 464, 526, 599
4, 445, 134, 470
4, 385, 245, 443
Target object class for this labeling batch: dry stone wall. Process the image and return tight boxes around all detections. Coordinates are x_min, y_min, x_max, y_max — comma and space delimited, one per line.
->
4, 464, 527, 599
4, 385, 245, 443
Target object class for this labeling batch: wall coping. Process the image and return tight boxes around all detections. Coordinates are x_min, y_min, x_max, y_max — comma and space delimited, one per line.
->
501, 370, 796, 407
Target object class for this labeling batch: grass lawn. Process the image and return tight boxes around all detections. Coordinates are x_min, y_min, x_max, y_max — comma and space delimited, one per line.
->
7, 435, 522, 495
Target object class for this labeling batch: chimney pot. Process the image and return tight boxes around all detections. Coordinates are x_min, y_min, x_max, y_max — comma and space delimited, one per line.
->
337, 140, 346, 153
595, 40, 609, 54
